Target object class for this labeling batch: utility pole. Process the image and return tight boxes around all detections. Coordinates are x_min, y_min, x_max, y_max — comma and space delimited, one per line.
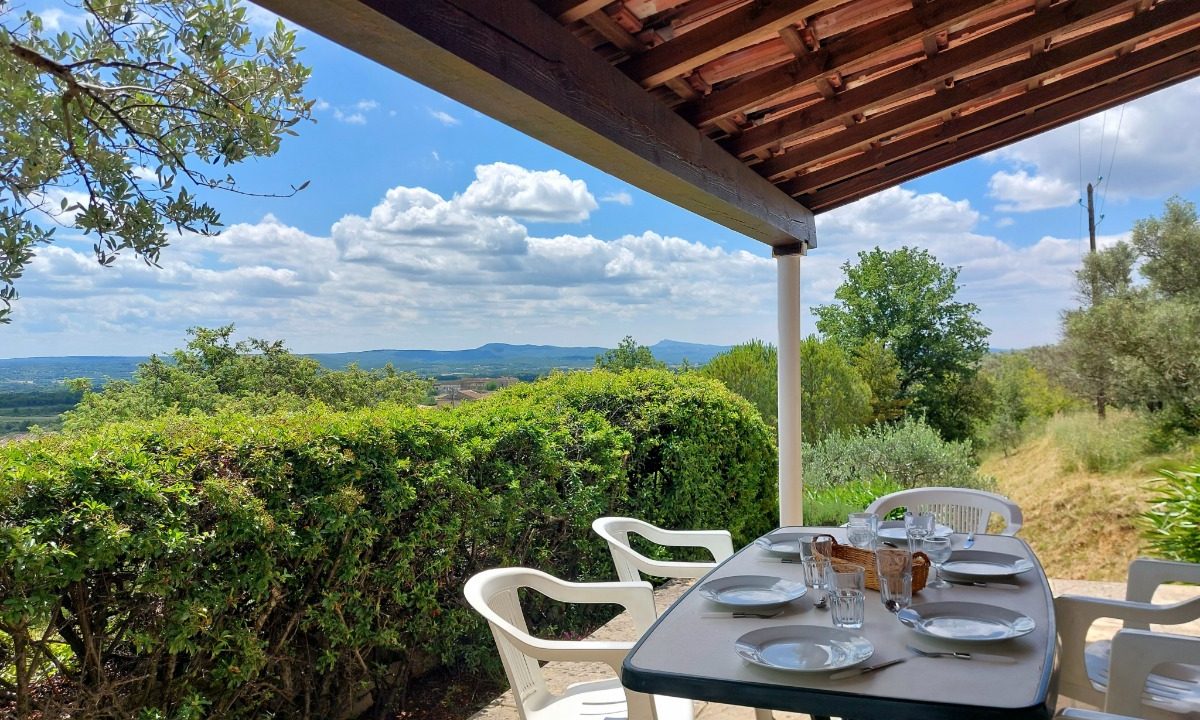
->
1086, 181, 1106, 420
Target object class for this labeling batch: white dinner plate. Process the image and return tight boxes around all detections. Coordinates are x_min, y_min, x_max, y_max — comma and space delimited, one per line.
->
941, 550, 1034, 579
753, 532, 815, 558
876, 520, 954, 541
698, 575, 808, 609
735, 625, 874, 672
897, 601, 1036, 642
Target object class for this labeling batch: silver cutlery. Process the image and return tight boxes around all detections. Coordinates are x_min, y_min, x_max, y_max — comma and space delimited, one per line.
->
907, 645, 1017, 664
812, 594, 828, 610
829, 657, 907, 680
700, 609, 785, 619
945, 578, 1020, 588
963, 531, 976, 549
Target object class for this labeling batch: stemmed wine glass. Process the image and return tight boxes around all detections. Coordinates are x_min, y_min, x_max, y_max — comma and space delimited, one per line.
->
904, 510, 935, 553
921, 536, 953, 589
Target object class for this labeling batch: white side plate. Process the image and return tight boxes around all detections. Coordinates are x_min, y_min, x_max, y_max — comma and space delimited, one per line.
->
735, 625, 874, 672
898, 601, 1036, 642
876, 521, 954, 541
942, 550, 1034, 579
753, 532, 815, 558
698, 575, 808, 609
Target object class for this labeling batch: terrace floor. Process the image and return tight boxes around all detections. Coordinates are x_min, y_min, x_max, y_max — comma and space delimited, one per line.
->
468, 578, 1200, 720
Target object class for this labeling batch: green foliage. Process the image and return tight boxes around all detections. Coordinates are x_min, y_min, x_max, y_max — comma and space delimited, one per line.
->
701, 337, 872, 443
1131, 196, 1200, 301
0, 0, 312, 323
1141, 461, 1200, 564
594, 335, 666, 372
814, 246, 991, 441
804, 417, 992, 491
980, 353, 1074, 455
700, 340, 776, 425
799, 336, 871, 442
850, 338, 907, 423
1049, 410, 1151, 473
62, 325, 432, 432
0, 369, 776, 718
803, 474, 905, 526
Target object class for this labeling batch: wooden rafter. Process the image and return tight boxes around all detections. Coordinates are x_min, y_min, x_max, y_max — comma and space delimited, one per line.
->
254, 0, 815, 247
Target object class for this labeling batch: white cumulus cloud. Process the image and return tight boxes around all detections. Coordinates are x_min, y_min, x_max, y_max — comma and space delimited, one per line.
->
988, 170, 1077, 212
459, 162, 598, 222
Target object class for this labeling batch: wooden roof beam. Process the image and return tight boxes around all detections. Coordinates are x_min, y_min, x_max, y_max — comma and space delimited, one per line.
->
254, 0, 815, 249
681, 0, 1015, 127
620, 0, 844, 88
800, 49, 1200, 212
752, 0, 1200, 177
731, 0, 1154, 159
543, 0, 614, 24
782, 25, 1200, 196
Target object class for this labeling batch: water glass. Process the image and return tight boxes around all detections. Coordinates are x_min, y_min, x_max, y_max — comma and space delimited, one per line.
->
904, 510, 936, 552
802, 556, 831, 604
800, 534, 833, 562
875, 547, 913, 613
846, 512, 879, 549
921, 536, 953, 589
827, 564, 866, 629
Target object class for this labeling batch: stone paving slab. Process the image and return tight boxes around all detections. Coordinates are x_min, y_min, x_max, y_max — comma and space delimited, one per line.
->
468, 578, 1200, 720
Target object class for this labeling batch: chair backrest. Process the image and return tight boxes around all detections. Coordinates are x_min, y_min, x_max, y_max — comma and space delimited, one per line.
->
864, 486, 1024, 535
463, 566, 659, 720
1106, 629, 1199, 720
592, 516, 734, 582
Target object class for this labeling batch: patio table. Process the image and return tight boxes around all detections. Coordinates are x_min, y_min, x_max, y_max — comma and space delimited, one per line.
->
621, 526, 1057, 720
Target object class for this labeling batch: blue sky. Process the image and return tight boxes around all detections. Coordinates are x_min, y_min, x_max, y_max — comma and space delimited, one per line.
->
5, 3, 1200, 358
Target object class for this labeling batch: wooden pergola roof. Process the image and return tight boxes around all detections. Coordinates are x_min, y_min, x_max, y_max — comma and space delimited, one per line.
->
261, 0, 1200, 253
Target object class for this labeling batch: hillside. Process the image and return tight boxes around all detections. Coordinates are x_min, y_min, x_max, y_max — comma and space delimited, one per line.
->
984, 431, 1152, 581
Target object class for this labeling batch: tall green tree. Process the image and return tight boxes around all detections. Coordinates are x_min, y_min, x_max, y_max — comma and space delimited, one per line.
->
1131, 196, 1200, 301
699, 339, 776, 424
595, 335, 666, 372
0, 0, 312, 323
814, 246, 991, 441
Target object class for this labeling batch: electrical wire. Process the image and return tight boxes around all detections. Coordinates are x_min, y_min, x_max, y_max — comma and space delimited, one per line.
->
1097, 103, 1127, 225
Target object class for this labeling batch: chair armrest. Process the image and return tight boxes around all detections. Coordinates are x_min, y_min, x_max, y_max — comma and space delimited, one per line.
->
1126, 558, 1200, 603
1105, 629, 1200, 717
504, 635, 636, 673
523, 574, 658, 633
1058, 708, 1140, 720
629, 525, 735, 562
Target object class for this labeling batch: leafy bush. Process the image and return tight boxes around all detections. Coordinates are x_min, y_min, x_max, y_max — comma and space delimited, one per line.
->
1050, 410, 1150, 473
803, 417, 992, 491
1141, 462, 1200, 563
0, 369, 775, 719
803, 474, 905, 526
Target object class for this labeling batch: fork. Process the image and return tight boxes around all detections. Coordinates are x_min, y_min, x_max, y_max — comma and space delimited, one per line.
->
700, 609, 785, 619
907, 645, 1017, 663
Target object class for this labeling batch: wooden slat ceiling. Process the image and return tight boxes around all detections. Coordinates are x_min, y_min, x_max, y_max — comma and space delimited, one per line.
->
548, 0, 1200, 213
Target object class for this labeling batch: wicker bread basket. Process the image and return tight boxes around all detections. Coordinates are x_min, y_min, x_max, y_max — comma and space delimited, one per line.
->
810, 534, 930, 592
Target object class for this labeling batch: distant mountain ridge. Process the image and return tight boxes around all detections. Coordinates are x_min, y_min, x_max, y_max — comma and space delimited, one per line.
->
0, 340, 732, 388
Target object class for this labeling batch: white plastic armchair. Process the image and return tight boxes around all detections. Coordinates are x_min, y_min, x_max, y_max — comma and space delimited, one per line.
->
864, 486, 1024, 535
464, 567, 693, 720
1105, 630, 1200, 719
591, 516, 734, 583
1055, 559, 1200, 720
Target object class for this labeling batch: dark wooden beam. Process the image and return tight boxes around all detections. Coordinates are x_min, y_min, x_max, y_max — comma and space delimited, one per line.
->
542, 0, 613, 24
254, 0, 815, 249
781, 26, 1200, 197
620, 0, 842, 88
731, 0, 1155, 159
800, 50, 1200, 212
753, 1, 1200, 178
680, 0, 1015, 127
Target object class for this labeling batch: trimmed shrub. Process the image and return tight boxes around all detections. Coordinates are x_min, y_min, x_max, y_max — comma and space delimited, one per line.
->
1141, 462, 1200, 563
0, 369, 776, 719
803, 417, 993, 491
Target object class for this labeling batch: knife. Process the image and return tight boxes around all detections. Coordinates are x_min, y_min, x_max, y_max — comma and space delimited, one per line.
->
829, 657, 907, 680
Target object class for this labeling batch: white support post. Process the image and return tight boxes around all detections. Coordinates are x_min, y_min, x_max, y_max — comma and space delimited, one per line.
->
775, 245, 804, 527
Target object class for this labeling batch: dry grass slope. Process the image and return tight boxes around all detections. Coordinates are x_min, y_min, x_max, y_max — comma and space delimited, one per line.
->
983, 432, 1152, 581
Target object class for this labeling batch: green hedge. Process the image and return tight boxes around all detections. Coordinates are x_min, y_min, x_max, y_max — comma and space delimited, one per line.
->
0, 370, 776, 719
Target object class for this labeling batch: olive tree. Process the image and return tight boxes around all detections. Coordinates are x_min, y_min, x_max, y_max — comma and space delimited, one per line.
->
0, 0, 312, 323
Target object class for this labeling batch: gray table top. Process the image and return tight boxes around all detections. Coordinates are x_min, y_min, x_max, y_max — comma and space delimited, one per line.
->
622, 526, 1057, 720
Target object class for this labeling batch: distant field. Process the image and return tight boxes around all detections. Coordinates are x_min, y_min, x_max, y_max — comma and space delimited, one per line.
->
0, 388, 81, 436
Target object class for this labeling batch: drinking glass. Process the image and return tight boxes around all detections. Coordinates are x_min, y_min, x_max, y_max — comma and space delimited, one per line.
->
846, 512, 878, 550
802, 556, 831, 606
904, 510, 936, 553
827, 564, 866, 629
875, 547, 912, 613
800, 535, 833, 562
921, 536, 953, 589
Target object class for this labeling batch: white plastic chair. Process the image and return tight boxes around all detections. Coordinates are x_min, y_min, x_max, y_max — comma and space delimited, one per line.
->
591, 516, 734, 582
1055, 559, 1200, 720
864, 486, 1024, 535
464, 566, 694, 720
592, 517, 778, 720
